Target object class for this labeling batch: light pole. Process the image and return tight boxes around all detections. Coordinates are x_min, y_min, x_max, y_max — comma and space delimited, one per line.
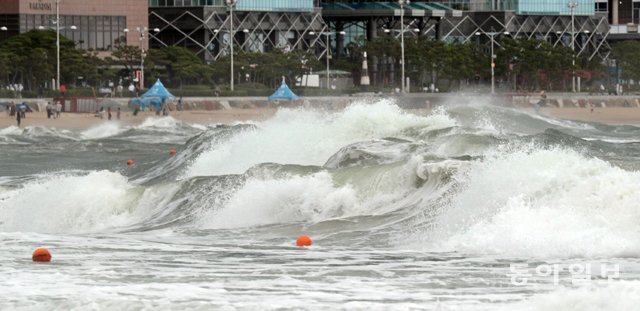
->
38, 0, 76, 91
124, 27, 160, 91
568, 1, 578, 93
227, 0, 237, 92
55, 0, 60, 90
309, 31, 345, 90
399, 0, 410, 93
476, 31, 509, 94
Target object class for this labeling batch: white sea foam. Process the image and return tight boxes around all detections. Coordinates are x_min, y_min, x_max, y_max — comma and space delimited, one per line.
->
187, 100, 456, 177
507, 281, 640, 311
136, 116, 181, 129
0, 125, 23, 135
80, 122, 126, 139
200, 172, 359, 228
0, 171, 140, 233
427, 146, 640, 258
199, 158, 424, 229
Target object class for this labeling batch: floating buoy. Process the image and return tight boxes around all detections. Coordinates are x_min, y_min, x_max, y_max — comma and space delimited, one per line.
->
126, 159, 134, 166
32, 247, 52, 262
169, 149, 176, 155
296, 235, 312, 247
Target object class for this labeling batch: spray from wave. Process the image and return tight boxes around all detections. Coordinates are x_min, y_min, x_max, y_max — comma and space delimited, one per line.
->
186, 100, 456, 176
423, 145, 640, 258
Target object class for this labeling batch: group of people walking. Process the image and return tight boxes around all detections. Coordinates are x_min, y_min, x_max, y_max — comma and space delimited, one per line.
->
5, 102, 31, 127
98, 106, 121, 120
5, 101, 63, 127
46, 101, 63, 119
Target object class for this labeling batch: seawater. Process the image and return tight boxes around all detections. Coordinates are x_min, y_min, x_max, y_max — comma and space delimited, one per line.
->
2, 99, 640, 310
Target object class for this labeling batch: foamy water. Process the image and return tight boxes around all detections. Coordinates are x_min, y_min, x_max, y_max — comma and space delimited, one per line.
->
1, 101, 639, 310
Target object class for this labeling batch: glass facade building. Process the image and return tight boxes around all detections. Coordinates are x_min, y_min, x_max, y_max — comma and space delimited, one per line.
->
149, 0, 316, 11
0, 0, 148, 53
514, 0, 595, 15
236, 0, 315, 12
20, 14, 127, 51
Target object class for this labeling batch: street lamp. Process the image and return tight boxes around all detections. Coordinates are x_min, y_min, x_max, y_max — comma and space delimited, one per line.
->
399, 0, 410, 93
226, 0, 238, 92
475, 31, 509, 94
309, 30, 345, 90
38, 0, 76, 91
568, 1, 578, 93
124, 27, 160, 90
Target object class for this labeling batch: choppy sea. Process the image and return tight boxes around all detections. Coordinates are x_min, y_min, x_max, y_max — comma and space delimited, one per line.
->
2, 99, 640, 310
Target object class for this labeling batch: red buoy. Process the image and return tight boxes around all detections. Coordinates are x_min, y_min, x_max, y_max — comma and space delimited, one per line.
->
126, 159, 134, 166
169, 149, 176, 155
296, 235, 312, 247
32, 247, 52, 262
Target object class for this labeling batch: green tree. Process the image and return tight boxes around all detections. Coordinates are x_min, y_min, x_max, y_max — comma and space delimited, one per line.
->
611, 41, 640, 82
112, 45, 142, 76
0, 30, 85, 92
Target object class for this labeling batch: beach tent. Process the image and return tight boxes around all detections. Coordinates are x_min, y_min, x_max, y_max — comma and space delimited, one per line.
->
136, 79, 176, 110
268, 78, 299, 101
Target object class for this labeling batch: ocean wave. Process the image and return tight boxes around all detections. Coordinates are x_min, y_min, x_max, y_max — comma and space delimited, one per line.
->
507, 281, 640, 311
0, 171, 142, 233
186, 100, 457, 177
425, 146, 640, 258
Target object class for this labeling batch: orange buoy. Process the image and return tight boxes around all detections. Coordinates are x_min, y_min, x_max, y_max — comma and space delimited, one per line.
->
126, 159, 134, 166
169, 149, 176, 155
296, 235, 312, 247
32, 247, 52, 262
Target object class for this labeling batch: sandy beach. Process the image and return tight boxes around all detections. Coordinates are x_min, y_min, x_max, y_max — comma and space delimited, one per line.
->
0, 108, 278, 129
2, 105, 640, 129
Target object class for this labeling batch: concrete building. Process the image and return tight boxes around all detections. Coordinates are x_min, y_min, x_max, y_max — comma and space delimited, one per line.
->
606, 0, 640, 41
0, 0, 148, 54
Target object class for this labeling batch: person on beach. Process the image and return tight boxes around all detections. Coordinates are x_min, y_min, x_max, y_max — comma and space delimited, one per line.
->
55, 101, 62, 118
46, 102, 52, 119
108, 107, 112, 120
19, 102, 27, 119
162, 103, 169, 116
533, 91, 546, 114
117, 107, 121, 120
16, 107, 21, 127
99, 107, 104, 119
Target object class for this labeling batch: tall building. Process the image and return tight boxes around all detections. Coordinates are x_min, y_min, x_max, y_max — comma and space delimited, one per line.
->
321, 0, 610, 61
148, 0, 324, 62
0, 0, 148, 55
606, 0, 640, 41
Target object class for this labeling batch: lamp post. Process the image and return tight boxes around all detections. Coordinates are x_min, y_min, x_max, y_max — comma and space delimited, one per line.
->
398, 0, 410, 93
55, 0, 60, 90
38, 0, 76, 91
226, 0, 238, 92
124, 27, 160, 91
568, 1, 578, 93
475, 31, 509, 94
309, 31, 345, 90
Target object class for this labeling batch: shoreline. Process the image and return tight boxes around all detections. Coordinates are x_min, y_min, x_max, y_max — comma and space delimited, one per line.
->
0, 108, 278, 130
1, 105, 640, 130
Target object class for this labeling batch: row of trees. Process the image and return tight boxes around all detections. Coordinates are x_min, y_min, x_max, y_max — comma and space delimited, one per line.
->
1, 29, 639, 96
343, 36, 607, 92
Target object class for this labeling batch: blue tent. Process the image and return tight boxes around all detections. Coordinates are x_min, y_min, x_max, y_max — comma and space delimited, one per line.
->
268, 78, 299, 101
134, 79, 175, 110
